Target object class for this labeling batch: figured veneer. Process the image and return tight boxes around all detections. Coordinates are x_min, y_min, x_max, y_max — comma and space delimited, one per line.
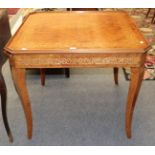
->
5, 11, 150, 139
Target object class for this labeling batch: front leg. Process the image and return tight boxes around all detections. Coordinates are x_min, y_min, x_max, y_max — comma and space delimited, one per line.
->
11, 67, 33, 139
125, 67, 144, 138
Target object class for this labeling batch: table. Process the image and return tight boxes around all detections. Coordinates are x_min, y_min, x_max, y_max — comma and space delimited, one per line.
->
4, 11, 150, 139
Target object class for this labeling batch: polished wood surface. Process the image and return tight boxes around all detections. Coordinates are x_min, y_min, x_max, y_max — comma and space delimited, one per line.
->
5, 11, 150, 139
6, 11, 149, 53
39, 9, 98, 86
11, 67, 32, 139
126, 66, 145, 138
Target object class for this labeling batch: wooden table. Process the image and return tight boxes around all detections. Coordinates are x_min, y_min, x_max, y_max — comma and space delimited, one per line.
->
4, 11, 150, 139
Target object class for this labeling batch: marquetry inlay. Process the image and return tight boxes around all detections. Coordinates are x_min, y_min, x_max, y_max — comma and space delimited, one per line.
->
11, 53, 142, 68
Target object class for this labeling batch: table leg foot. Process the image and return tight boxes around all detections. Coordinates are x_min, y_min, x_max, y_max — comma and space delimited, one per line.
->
11, 67, 33, 139
113, 67, 119, 85
125, 67, 144, 138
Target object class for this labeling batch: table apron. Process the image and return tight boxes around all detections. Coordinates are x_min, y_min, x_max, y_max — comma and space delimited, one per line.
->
9, 53, 145, 68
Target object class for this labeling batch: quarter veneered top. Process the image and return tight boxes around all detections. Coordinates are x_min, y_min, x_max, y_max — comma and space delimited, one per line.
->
5, 11, 149, 54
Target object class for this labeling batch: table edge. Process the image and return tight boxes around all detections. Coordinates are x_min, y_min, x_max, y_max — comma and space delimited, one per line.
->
4, 10, 151, 55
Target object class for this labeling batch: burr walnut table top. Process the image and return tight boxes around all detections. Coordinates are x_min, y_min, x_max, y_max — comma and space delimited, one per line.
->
4, 11, 150, 139
5, 11, 149, 54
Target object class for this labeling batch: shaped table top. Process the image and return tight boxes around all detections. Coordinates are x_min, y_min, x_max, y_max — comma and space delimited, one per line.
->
5, 11, 150, 54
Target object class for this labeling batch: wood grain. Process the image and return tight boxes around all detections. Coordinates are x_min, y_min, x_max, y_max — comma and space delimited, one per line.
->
11, 67, 33, 139
126, 66, 145, 138
6, 11, 149, 53
9, 53, 144, 68
4, 11, 149, 139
